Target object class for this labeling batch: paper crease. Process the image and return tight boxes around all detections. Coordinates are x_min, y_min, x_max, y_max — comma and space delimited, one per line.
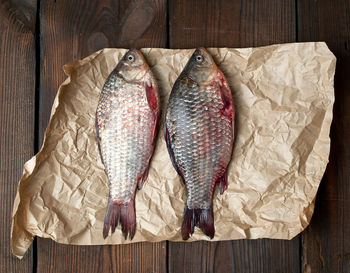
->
11, 43, 335, 259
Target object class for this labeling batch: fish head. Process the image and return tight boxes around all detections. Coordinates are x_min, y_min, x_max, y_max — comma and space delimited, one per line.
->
115, 49, 149, 82
186, 48, 217, 84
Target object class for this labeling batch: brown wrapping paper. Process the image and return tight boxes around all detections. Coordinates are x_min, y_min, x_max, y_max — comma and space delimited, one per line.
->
11, 42, 336, 259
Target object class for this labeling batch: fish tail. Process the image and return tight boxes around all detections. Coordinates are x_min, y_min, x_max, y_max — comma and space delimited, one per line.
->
103, 198, 136, 240
181, 206, 215, 240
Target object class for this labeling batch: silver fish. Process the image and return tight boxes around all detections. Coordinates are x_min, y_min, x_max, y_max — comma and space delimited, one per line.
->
96, 49, 159, 239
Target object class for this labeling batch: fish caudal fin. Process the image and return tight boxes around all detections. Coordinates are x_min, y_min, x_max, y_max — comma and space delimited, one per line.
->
103, 199, 136, 240
181, 206, 215, 240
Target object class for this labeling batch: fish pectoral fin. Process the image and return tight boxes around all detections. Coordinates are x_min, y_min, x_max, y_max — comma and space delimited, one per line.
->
216, 171, 228, 194
181, 206, 215, 240
164, 124, 186, 184
103, 198, 136, 240
137, 167, 149, 190
216, 70, 235, 123
145, 74, 160, 146
145, 74, 158, 112
216, 70, 235, 139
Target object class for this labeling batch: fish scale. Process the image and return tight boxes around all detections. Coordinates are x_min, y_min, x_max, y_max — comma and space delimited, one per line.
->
165, 48, 234, 240
96, 49, 159, 240
167, 84, 232, 209
97, 76, 153, 200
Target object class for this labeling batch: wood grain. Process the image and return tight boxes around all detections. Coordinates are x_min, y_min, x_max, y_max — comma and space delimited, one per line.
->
39, 0, 167, 145
168, 0, 300, 272
37, 242, 166, 273
298, 0, 350, 272
4, 0, 349, 272
169, 239, 300, 273
169, 0, 296, 48
0, 0, 36, 272
37, 0, 167, 272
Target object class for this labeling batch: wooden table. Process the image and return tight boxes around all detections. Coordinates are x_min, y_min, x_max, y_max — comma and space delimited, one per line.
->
1, 0, 349, 272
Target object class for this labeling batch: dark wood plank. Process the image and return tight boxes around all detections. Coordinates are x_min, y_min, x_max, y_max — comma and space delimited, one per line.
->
37, 0, 167, 272
169, 0, 295, 48
298, 1, 350, 272
169, 239, 300, 273
39, 0, 167, 145
0, 0, 36, 271
168, 0, 300, 272
37, 242, 166, 273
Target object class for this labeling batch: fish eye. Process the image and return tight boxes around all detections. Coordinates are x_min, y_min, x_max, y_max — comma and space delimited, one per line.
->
196, 55, 203, 62
127, 55, 135, 62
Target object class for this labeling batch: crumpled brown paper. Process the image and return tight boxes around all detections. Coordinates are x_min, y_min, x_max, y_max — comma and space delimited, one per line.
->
11, 42, 336, 259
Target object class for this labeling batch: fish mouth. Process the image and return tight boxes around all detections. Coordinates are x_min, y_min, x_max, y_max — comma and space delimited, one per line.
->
129, 48, 148, 63
128, 48, 151, 71
192, 47, 216, 68
195, 47, 210, 55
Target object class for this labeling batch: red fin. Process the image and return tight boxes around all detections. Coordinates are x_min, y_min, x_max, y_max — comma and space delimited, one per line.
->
217, 70, 235, 126
103, 199, 136, 240
145, 76, 160, 145
181, 206, 215, 240
145, 81, 158, 111
138, 167, 149, 190
217, 172, 228, 194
